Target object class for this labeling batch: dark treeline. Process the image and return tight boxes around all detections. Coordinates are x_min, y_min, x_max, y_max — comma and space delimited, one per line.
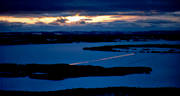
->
0, 64, 152, 80
0, 30, 180, 45
0, 87, 179, 96
83, 44, 180, 53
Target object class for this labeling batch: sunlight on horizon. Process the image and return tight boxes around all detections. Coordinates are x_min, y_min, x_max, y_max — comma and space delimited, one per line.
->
0, 13, 139, 25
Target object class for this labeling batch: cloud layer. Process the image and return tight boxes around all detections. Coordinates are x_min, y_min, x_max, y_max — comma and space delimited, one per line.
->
0, 0, 180, 12
0, 0, 180, 32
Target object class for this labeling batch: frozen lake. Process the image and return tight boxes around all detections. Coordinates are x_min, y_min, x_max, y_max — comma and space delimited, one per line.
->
0, 40, 180, 91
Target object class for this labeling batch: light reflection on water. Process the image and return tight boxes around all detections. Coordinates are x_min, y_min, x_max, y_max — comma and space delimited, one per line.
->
70, 53, 135, 65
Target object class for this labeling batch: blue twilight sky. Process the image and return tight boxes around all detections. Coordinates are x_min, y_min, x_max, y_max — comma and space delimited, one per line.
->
0, 0, 180, 32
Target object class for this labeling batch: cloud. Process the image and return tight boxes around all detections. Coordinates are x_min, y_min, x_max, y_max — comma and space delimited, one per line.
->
0, 1, 180, 33
0, 0, 180, 13
1, 16, 180, 32
0, 21, 24, 31
56, 18, 68, 23
135, 19, 178, 24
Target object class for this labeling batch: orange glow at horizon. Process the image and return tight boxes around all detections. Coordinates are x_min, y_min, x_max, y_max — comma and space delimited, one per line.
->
0, 14, 139, 25
0, 12, 180, 25
0, 16, 58, 24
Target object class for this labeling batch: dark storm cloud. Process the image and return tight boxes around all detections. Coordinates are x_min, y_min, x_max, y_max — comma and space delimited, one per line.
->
0, 0, 180, 13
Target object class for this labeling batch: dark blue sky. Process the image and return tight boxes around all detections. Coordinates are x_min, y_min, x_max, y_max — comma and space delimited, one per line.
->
0, 0, 180, 12
0, 0, 180, 32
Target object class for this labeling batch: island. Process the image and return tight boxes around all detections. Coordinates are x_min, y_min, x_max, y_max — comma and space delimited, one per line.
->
83, 44, 180, 53
0, 64, 152, 80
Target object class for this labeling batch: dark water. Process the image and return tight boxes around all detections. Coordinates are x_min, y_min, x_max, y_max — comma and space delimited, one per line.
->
0, 41, 180, 91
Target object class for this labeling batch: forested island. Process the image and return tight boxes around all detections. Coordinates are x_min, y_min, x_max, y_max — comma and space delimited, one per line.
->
0, 64, 152, 80
83, 44, 180, 53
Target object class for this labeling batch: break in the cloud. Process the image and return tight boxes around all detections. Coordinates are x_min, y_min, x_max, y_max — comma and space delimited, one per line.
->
0, 11, 180, 32
0, 0, 180, 32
